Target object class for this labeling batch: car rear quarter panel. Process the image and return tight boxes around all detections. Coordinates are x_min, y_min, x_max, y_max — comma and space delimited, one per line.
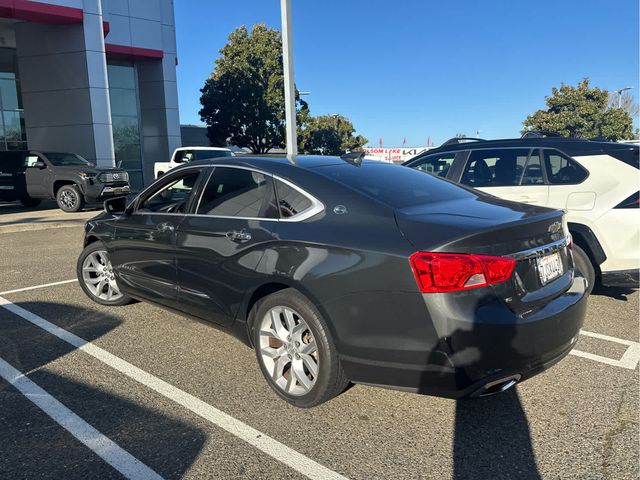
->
242, 180, 444, 376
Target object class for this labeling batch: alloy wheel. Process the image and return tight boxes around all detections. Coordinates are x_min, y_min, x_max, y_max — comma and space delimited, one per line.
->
60, 190, 77, 209
81, 250, 123, 302
258, 306, 319, 396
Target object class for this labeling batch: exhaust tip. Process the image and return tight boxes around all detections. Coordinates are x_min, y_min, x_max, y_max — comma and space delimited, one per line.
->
470, 374, 521, 398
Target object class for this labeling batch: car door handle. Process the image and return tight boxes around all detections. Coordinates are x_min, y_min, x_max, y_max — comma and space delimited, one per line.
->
226, 230, 252, 242
157, 222, 175, 233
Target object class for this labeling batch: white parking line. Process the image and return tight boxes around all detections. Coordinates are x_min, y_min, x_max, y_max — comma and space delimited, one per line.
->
0, 279, 78, 296
0, 296, 349, 480
570, 329, 640, 370
0, 356, 163, 480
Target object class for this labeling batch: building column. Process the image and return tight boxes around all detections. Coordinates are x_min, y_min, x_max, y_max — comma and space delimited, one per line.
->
14, 1, 115, 167
82, 0, 115, 168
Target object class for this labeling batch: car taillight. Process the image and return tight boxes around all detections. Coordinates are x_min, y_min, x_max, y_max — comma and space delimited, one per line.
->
409, 252, 516, 293
614, 192, 640, 209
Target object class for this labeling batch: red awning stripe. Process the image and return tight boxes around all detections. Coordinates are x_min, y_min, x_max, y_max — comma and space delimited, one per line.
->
105, 43, 163, 60
0, 0, 83, 24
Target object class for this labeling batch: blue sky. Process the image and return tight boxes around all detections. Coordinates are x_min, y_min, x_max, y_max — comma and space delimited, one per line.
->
175, 0, 639, 147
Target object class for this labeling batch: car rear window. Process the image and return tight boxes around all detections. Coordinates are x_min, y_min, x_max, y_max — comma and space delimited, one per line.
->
194, 150, 233, 160
315, 162, 471, 209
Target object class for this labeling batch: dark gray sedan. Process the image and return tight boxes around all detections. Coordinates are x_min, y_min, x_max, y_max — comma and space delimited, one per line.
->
77, 156, 587, 407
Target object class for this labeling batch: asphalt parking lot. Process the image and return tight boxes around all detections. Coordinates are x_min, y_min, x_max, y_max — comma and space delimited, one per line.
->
0, 210, 638, 479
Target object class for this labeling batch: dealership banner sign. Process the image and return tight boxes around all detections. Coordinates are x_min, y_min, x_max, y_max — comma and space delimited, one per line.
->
363, 147, 432, 163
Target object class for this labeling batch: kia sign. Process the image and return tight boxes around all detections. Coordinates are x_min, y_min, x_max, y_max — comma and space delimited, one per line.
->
363, 147, 432, 163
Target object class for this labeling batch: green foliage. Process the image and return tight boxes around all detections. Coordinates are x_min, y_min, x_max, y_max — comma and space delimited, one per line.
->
199, 24, 308, 153
522, 78, 633, 141
298, 115, 368, 155
200, 24, 366, 154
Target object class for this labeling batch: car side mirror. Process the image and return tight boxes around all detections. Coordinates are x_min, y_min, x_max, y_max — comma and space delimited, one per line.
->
33, 160, 46, 169
104, 196, 128, 216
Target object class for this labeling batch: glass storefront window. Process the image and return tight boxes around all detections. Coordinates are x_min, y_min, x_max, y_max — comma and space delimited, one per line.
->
0, 78, 19, 110
110, 89, 138, 117
0, 48, 26, 151
107, 60, 144, 192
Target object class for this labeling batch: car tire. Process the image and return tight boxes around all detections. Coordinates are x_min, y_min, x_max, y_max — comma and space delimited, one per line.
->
56, 184, 85, 212
77, 242, 133, 306
252, 288, 350, 408
572, 244, 595, 295
20, 197, 41, 208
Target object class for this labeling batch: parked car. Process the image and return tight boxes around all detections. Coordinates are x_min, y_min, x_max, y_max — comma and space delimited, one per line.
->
77, 155, 587, 407
0, 150, 130, 212
404, 134, 640, 290
154, 146, 234, 179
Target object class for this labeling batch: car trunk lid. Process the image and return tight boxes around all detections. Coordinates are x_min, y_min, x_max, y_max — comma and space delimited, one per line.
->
396, 196, 573, 311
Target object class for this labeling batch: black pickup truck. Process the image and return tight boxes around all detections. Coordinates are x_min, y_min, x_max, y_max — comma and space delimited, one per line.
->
0, 151, 130, 212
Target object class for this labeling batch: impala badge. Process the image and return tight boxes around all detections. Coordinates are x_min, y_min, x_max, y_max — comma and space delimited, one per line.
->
333, 205, 347, 215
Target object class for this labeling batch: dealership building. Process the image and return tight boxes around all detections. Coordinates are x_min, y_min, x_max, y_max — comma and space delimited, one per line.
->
0, 0, 179, 189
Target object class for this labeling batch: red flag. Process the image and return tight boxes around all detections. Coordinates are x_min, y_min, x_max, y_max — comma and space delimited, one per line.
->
379, 137, 383, 147
402, 137, 406, 146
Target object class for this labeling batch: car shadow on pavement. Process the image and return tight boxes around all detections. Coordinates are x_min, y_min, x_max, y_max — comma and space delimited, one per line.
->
421, 307, 544, 479
453, 389, 541, 480
0, 301, 207, 479
590, 284, 636, 301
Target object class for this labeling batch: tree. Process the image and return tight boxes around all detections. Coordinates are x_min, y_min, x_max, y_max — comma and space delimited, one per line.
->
522, 78, 633, 141
199, 24, 308, 153
298, 115, 368, 155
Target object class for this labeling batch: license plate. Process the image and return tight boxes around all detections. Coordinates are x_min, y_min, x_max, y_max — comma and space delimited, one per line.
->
536, 251, 563, 285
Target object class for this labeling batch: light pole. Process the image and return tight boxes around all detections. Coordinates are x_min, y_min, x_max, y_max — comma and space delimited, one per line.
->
615, 86, 633, 109
280, 0, 297, 159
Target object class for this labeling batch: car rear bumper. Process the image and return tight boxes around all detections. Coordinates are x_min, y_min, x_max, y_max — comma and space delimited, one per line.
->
601, 269, 639, 288
338, 275, 588, 399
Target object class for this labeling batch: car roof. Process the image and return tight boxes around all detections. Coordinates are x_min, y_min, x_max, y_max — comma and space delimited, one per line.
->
418, 137, 639, 158
185, 155, 347, 171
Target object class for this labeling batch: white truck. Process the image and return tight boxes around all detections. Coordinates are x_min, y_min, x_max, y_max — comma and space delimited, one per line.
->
154, 147, 234, 179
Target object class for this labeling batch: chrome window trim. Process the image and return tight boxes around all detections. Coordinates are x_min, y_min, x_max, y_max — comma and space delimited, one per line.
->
130, 163, 324, 223
509, 237, 569, 261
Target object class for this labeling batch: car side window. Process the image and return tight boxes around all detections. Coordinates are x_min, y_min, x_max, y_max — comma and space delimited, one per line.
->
180, 150, 195, 163
412, 153, 455, 178
543, 150, 588, 184
275, 180, 313, 218
138, 171, 201, 213
520, 150, 544, 185
461, 149, 530, 187
196, 167, 278, 218
25, 155, 40, 167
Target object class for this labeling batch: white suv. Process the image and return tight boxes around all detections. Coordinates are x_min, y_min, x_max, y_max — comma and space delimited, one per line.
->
405, 135, 640, 290
154, 147, 234, 179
